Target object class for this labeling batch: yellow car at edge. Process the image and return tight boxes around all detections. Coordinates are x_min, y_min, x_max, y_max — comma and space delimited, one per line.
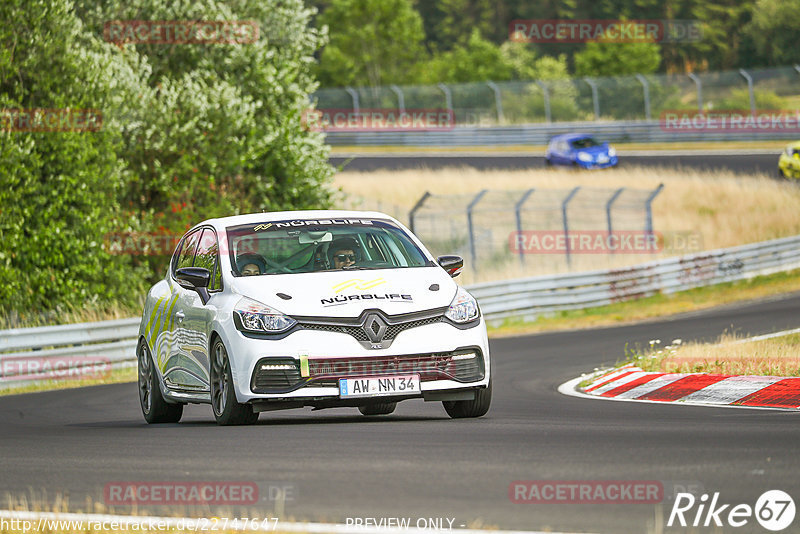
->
778, 141, 800, 179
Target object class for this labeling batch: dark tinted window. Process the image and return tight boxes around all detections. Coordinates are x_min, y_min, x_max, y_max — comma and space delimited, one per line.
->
570, 137, 599, 149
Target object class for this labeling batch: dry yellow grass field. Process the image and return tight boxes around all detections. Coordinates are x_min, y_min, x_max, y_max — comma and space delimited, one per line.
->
630, 333, 800, 376
333, 166, 800, 284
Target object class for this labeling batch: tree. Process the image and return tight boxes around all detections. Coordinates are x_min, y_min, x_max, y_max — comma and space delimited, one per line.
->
743, 0, 800, 67
316, 0, 427, 87
575, 41, 661, 77
0, 0, 141, 314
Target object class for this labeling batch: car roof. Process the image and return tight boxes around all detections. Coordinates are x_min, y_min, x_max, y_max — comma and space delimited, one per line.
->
198, 210, 398, 232
550, 133, 596, 142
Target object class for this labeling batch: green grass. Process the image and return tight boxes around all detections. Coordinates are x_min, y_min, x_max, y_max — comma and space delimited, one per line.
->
488, 268, 800, 338
0, 366, 136, 397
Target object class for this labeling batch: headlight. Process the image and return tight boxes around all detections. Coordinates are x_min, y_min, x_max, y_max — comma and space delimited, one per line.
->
234, 297, 296, 333
445, 286, 480, 324
608, 147, 616, 157
577, 152, 593, 162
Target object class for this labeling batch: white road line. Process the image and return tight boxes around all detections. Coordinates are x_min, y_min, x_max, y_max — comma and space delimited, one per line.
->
732, 327, 800, 344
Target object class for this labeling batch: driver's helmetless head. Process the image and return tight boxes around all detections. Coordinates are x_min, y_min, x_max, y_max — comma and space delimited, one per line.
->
241, 263, 261, 276
332, 249, 356, 269
328, 237, 360, 269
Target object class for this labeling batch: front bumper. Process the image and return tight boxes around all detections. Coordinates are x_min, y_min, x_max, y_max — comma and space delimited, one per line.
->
222, 317, 491, 404
577, 155, 618, 169
779, 161, 800, 179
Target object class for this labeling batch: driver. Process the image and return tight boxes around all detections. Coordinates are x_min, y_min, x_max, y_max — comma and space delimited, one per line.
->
236, 253, 267, 276
328, 237, 361, 269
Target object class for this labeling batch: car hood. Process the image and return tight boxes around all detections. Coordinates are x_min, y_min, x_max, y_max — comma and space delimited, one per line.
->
575, 145, 610, 155
230, 267, 458, 318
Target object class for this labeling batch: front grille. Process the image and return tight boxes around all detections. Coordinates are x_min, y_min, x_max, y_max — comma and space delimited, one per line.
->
250, 350, 484, 394
299, 315, 444, 342
251, 358, 302, 393
308, 350, 484, 384
300, 323, 369, 341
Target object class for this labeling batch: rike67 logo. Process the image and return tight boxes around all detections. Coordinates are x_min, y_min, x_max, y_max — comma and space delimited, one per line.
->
668, 490, 795, 531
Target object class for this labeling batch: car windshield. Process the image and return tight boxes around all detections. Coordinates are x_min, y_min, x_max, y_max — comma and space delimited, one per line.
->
570, 137, 600, 149
226, 218, 432, 276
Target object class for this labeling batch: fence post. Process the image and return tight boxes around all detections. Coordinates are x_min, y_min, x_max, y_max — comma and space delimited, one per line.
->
606, 187, 625, 254
487, 81, 505, 124
584, 78, 600, 120
438, 83, 452, 113
467, 190, 488, 271
738, 69, 756, 117
645, 184, 664, 251
536, 81, 551, 123
345, 86, 360, 113
514, 188, 535, 264
635, 74, 651, 121
408, 191, 431, 234
688, 73, 702, 112
562, 187, 581, 268
389, 84, 405, 114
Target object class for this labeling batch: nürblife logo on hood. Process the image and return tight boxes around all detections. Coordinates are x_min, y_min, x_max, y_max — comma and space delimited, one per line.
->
322, 278, 412, 307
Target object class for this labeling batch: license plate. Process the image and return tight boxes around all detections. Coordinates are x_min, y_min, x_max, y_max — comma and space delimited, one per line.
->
339, 374, 420, 398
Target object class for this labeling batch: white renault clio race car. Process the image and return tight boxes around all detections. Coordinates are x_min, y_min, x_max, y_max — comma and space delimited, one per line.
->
137, 211, 491, 425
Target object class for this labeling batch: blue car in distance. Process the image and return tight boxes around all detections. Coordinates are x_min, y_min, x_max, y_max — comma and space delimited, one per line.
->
545, 133, 618, 169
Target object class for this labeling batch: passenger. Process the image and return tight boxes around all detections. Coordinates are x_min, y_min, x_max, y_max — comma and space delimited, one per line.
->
236, 253, 267, 276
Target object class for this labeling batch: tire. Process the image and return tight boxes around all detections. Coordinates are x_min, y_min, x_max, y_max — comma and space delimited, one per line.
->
358, 402, 397, 416
443, 380, 492, 419
544, 157, 552, 167
210, 338, 259, 426
138, 341, 183, 424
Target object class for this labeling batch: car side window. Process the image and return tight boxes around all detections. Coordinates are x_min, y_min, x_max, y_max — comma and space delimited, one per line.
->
195, 228, 222, 291
174, 229, 202, 274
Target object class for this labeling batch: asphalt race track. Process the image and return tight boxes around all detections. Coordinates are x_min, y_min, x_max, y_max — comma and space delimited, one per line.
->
2, 293, 800, 533
329, 152, 778, 176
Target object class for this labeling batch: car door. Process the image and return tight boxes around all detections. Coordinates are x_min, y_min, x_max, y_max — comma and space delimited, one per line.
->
164, 228, 208, 390
180, 227, 223, 391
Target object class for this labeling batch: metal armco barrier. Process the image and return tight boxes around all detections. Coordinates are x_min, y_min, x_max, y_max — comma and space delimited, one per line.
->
0, 318, 139, 385
469, 234, 800, 321
1, 234, 799, 383
323, 120, 800, 146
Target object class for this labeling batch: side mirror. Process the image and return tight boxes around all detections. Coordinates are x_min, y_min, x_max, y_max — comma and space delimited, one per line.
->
176, 267, 211, 303
437, 255, 464, 278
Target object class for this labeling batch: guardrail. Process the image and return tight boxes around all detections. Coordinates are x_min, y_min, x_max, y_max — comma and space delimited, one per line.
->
470, 234, 800, 321
2, 235, 799, 384
324, 120, 800, 146
0, 318, 139, 386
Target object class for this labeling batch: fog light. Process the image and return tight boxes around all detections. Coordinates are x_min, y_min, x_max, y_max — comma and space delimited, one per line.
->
260, 364, 296, 371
